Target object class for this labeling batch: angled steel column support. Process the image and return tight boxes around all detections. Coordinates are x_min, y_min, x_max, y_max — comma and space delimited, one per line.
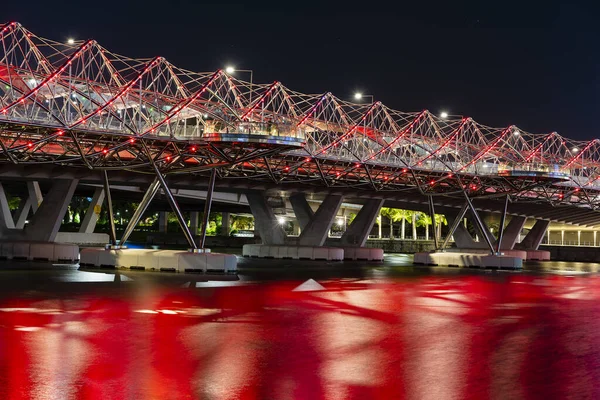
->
103, 171, 118, 246
199, 169, 217, 249
120, 178, 160, 247
151, 164, 198, 250
463, 192, 495, 254
495, 195, 510, 255
428, 195, 438, 250
441, 202, 469, 250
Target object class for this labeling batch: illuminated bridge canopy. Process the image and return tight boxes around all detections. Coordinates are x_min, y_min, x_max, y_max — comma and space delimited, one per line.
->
1, 22, 599, 210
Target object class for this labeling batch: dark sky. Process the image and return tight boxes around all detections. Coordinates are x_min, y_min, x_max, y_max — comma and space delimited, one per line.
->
4, 1, 600, 139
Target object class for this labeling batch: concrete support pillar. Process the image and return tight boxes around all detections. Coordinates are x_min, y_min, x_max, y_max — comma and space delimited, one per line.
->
23, 179, 78, 242
298, 194, 344, 247
189, 211, 199, 235
246, 192, 286, 245
467, 211, 495, 248
339, 199, 384, 247
79, 188, 105, 233
158, 212, 168, 233
27, 181, 43, 212
595, 231, 597, 247
561, 230, 564, 246
293, 222, 301, 236
0, 183, 15, 230
578, 230, 581, 246
13, 182, 43, 229
289, 193, 314, 231
14, 197, 32, 229
221, 212, 230, 237
446, 210, 484, 249
496, 216, 526, 250
519, 220, 550, 250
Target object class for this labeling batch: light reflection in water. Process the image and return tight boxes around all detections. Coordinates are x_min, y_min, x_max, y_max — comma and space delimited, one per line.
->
0, 273, 599, 398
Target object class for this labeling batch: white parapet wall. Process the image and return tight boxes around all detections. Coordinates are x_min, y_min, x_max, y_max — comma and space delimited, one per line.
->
242, 244, 344, 261
414, 251, 523, 269
342, 247, 384, 261
0, 241, 79, 263
79, 248, 237, 273
525, 250, 550, 261
56, 232, 110, 246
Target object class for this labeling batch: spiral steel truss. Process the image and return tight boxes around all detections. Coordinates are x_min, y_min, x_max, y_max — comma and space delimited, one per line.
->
0, 22, 599, 209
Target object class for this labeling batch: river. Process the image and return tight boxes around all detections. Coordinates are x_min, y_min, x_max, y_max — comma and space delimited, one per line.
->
0, 256, 598, 399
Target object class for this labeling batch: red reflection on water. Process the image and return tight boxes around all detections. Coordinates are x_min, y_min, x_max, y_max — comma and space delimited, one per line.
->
1, 275, 600, 399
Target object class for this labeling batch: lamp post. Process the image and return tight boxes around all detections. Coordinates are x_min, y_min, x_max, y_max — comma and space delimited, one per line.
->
225, 66, 254, 105
354, 92, 374, 104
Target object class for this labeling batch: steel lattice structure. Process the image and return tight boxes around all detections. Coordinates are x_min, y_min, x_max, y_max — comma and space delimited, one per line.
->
1, 22, 599, 210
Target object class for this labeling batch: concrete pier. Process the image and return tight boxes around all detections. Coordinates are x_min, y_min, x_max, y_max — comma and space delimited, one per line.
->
80, 248, 237, 273
414, 251, 522, 269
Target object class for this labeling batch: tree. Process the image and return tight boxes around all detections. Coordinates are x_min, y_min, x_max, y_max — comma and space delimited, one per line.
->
230, 215, 254, 233
347, 212, 357, 226
380, 207, 407, 239
435, 214, 448, 241
416, 212, 432, 240
412, 212, 417, 240
397, 209, 413, 240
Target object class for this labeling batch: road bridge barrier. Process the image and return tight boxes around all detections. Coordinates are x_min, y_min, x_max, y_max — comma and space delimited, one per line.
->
242, 244, 344, 261
342, 247, 384, 261
0, 241, 79, 263
79, 248, 237, 273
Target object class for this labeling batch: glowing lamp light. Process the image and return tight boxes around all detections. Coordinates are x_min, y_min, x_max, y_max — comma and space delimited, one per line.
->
354, 92, 363, 100
102, 149, 108, 154
191, 146, 196, 152
225, 66, 235, 74
277, 217, 285, 225
572, 147, 579, 153
336, 218, 344, 226
129, 138, 135, 143
513, 130, 520, 136
440, 111, 449, 118
67, 38, 75, 45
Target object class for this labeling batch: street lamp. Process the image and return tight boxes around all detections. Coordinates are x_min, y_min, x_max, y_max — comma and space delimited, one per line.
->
67, 38, 75, 45
354, 92, 374, 104
224, 66, 254, 104
440, 111, 449, 119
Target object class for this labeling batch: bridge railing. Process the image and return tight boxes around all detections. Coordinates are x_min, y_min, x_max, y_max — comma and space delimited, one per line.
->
200, 121, 306, 140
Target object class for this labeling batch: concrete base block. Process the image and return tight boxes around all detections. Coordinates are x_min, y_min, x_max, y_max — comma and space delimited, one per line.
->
79, 248, 237, 273
414, 251, 522, 269
447, 248, 528, 260
243, 244, 260, 258
0, 241, 79, 262
298, 246, 314, 260
526, 250, 550, 261
56, 232, 110, 246
242, 244, 343, 261
343, 247, 384, 261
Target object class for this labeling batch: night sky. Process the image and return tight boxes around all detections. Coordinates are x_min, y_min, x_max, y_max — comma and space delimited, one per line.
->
3, 1, 600, 139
